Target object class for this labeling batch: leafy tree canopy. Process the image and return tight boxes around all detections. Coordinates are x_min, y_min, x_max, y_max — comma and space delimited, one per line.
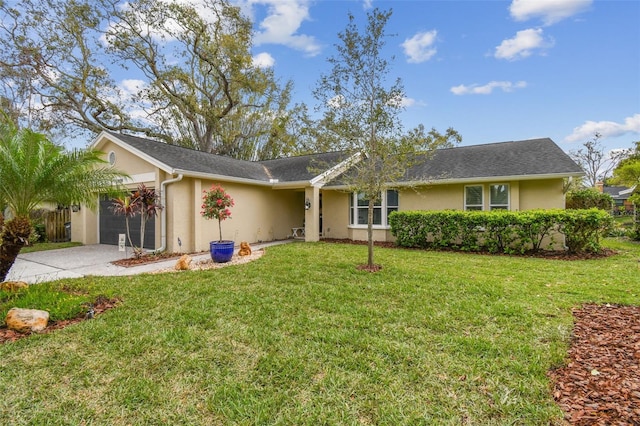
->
0, 0, 298, 160
311, 8, 460, 267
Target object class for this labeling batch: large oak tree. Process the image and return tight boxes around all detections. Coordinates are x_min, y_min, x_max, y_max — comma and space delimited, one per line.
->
0, 0, 297, 159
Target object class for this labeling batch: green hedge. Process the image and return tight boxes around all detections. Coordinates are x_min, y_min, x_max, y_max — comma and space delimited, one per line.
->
566, 188, 612, 210
389, 209, 613, 254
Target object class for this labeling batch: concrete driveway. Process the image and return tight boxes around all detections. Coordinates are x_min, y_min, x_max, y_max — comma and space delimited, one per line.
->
6, 240, 293, 284
6, 244, 200, 284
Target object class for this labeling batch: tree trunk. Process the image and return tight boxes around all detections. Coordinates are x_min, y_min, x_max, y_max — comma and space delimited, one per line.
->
0, 216, 32, 282
367, 199, 374, 267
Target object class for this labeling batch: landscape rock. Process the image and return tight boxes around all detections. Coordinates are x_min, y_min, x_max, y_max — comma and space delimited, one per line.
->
175, 254, 192, 271
0, 281, 28, 291
238, 241, 252, 256
5, 308, 49, 333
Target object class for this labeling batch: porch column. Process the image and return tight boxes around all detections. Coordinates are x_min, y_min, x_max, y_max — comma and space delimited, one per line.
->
304, 186, 320, 242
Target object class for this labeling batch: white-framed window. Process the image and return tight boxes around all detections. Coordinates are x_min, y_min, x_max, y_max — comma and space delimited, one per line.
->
465, 184, 511, 211
108, 151, 117, 166
489, 184, 509, 210
349, 189, 398, 226
464, 185, 484, 211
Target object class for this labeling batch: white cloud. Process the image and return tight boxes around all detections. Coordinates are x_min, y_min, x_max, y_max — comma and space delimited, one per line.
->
565, 114, 640, 142
510, 0, 592, 26
450, 81, 527, 95
399, 97, 417, 108
402, 30, 438, 64
362, 0, 373, 10
495, 28, 554, 61
327, 95, 347, 109
251, 0, 322, 57
120, 79, 146, 97
252, 52, 275, 68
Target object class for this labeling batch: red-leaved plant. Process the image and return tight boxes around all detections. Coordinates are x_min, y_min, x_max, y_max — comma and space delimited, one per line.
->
201, 184, 234, 242
110, 184, 163, 258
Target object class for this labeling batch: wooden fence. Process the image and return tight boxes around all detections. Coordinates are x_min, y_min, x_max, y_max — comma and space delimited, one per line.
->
45, 208, 71, 242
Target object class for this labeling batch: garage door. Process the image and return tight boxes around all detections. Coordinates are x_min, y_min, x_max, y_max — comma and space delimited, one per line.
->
99, 197, 156, 250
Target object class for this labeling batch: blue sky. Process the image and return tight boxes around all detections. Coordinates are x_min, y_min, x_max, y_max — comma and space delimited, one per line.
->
234, 0, 639, 154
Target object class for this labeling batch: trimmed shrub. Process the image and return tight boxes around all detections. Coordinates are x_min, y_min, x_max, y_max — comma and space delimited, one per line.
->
389, 209, 612, 254
566, 188, 612, 210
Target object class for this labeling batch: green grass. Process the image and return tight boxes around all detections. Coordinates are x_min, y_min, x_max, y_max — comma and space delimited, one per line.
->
1, 239, 639, 425
0, 282, 95, 321
19, 241, 83, 253
613, 215, 635, 229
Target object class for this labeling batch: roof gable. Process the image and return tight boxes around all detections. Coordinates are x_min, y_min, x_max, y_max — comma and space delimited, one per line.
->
96, 131, 348, 184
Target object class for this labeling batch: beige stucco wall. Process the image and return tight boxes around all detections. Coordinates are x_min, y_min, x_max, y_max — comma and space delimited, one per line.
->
321, 178, 567, 243
101, 141, 156, 176
519, 179, 565, 210
167, 178, 306, 253
321, 190, 350, 239
70, 199, 99, 245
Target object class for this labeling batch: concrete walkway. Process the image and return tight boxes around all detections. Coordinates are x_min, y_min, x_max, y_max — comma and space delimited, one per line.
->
6, 240, 294, 284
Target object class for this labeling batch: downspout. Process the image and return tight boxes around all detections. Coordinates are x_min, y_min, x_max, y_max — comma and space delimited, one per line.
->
155, 173, 183, 253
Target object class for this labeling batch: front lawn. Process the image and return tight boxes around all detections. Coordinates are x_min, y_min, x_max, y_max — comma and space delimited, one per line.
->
0, 239, 638, 424
19, 241, 83, 253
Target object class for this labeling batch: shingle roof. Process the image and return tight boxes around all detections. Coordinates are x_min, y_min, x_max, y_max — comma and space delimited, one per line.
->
259, 151, 348, 182
403, 138, 583, 181
604, 185, 633, 200
104, 133, 582, 186
104, 131, 348, 183
107, 132, 269, 181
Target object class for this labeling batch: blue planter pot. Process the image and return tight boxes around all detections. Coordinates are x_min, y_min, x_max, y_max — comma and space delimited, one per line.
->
210, 240, 235, 263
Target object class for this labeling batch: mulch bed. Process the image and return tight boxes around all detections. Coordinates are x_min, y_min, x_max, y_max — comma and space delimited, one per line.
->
0, 296, 120, 344
111, 252, 194, 267
549, 304, 640, 425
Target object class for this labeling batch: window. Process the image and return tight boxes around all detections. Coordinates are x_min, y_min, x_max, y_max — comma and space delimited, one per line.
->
349, 190, 398, 226
465, 185, 483, 210
490, 184, 509, 210
465, 184, 510, 210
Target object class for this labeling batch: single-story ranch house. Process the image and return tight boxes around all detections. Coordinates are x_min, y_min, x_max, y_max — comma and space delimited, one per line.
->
70, 131, 584, 253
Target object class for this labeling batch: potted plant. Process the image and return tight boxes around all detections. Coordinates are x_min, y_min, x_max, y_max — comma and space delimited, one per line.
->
201, 184, 235, 263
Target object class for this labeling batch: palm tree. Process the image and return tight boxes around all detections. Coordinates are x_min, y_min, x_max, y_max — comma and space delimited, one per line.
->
110, 184, 162, 258
0, 112, 127, 281
110, 195, 139, 258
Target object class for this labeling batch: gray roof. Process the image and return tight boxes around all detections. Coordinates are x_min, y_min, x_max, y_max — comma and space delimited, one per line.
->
259, 151, 348, 182
105, 133, 582, 186
403, 137, 583, 182
105, 131, 347, 183
603, 185, 632, 200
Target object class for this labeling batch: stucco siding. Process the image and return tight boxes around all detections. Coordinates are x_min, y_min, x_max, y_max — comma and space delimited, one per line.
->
399, 184, 465, 211
165, 178, 195, 252
519, 179, 565, 210
187, 180, 304, 252
321, 190, 350, 239
100, 140, 156, 176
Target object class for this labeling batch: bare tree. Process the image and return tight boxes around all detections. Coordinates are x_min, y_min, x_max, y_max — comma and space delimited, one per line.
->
570, 133, 630, 188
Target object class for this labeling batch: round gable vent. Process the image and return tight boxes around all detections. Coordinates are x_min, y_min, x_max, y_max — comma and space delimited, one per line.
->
108, 151, 116, 166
